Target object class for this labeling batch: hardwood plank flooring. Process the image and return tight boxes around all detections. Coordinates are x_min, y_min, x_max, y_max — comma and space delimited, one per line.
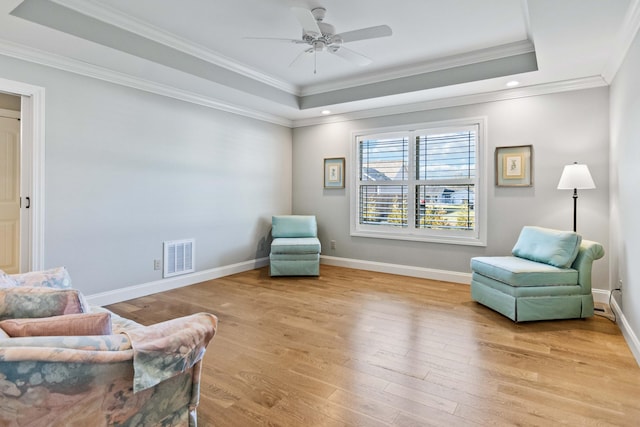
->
106, 265, 640, 426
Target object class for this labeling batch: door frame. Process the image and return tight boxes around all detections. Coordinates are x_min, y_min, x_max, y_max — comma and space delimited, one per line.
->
0, 77, 45, 272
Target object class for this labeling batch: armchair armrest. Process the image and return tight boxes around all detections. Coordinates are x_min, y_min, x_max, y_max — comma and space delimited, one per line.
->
123, 312, 218, 392
571, 240, 605, 293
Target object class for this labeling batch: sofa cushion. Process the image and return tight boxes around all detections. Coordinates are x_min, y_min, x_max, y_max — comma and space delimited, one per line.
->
0, 287, 86, 320
0, 312, 112, 337
270, 253, 320, 262
272, 215, 317, 238
271, 237, 321, 254
471, 256, 578, 287
0, 333, 131, 351
10, 266, 72, 289
512, 226, 582, 268
90, 305, 144, 333
472, 272, 584, 299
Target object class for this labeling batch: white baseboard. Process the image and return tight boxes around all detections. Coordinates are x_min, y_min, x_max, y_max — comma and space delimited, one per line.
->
610, 295, 640, 367
320, 255, 472, 284
592, 288, 610, 304
86, 255, 470, 306
592, 289, 640, 367
86, 257, 269, 306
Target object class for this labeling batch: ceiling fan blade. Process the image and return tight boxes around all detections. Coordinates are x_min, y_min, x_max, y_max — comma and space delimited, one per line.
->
291, 7, 322, 36
289, 48, 313, 68
330, 46, 372, 66
244, 36, 307, 44
335, 25, 392, 43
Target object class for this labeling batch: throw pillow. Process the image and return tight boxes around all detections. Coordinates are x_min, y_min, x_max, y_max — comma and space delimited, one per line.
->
0, 312, 112, 337
10, 266, 72, 289
512, 226, 582, 268
0, 287, 87, 320
0, 270, 18, 288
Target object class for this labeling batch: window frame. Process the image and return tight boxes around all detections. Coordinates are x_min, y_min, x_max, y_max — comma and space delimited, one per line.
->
350, 117, 488, 246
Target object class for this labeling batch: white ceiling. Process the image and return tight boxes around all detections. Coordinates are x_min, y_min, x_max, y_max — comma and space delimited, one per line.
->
0, 0, 636, 126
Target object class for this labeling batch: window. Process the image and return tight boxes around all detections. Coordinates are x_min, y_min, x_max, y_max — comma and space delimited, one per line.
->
351, 118, 486, 246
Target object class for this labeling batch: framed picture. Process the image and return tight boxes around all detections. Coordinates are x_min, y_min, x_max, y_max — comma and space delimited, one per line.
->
324, 157, 345, 189
495, 145, 533, 187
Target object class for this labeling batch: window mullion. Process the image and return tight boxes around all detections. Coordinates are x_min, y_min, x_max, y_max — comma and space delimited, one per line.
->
407, 131, 417, 230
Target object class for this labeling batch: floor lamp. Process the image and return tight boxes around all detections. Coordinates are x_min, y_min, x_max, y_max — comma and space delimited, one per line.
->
557, 162, 596, 232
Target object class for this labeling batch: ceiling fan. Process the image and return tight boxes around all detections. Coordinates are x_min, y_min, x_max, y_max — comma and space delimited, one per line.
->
247, 7, 392, 73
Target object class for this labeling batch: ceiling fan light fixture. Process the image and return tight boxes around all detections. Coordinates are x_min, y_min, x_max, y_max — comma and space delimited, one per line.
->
311, 7, 327, 21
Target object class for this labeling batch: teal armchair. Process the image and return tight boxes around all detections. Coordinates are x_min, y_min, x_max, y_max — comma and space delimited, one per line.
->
270, 215, 321, 276
470, 226, 604, 322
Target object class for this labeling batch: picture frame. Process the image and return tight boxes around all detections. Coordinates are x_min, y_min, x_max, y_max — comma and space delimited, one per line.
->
495, 145, 533, 187
324, 157, 345, 189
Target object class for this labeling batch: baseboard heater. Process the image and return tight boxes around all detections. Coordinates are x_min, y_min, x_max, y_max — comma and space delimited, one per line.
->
163, 238, 195, 278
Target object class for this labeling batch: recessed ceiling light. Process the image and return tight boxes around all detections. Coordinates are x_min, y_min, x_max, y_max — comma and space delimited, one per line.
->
321, 110, 331, 115
506, 80, 520, 87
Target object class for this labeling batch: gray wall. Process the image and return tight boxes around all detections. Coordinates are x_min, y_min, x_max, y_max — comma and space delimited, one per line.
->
610, 30, 640, 342
0, 54, 292, 295
0, 52, 614, 301
293, 88, 610, 288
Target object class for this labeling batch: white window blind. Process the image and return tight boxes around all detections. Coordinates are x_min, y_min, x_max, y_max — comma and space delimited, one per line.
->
352, 119, 485, 246
415, 129, 476, 231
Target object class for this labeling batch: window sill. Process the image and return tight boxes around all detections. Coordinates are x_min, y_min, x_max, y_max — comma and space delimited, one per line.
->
350, 229, 487, 247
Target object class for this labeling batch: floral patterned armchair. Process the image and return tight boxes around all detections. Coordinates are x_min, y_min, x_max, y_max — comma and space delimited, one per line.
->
0, 268, 218, 426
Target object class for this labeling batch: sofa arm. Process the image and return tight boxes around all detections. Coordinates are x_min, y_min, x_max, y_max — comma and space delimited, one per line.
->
571, 239, 605, 293
123, 312, 218, 392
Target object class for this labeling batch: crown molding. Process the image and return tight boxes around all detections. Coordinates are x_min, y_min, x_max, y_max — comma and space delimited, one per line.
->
0, 38, 293, 127
602, 0, 640, 83
49, 0, 537, 100
50, 0, 300, 96
300, 40, 535, 97
0, 35, 609, 131
292, 76, 608, 128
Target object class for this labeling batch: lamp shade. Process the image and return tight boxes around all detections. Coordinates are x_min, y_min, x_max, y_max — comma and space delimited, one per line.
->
557, 163, 596, 190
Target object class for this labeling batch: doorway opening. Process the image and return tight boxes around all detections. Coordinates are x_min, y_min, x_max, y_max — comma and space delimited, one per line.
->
0, 77, 45, 273
0, 102, 20, 273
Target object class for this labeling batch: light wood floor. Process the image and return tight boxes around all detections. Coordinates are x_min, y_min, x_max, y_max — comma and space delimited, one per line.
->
107, 265, 640, 426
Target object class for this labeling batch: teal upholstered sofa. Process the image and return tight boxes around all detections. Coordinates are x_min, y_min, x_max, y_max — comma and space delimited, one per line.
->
270, 215, 321, 276
471, 226, 604, 322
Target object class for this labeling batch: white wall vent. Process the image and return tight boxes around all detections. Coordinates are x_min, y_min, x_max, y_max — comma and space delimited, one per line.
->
163, 238, 195, 278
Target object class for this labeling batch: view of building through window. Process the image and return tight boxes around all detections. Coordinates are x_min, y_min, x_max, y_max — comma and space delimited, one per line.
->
355, 123, 479, 241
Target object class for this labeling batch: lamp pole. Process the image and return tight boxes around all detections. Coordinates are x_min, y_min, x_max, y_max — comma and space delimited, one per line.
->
572, 188, 578, 232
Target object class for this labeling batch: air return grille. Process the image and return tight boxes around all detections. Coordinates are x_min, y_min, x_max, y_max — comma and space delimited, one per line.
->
163, 238, 195, 278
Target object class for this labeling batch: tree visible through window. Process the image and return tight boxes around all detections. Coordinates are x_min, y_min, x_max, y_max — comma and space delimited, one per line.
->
352, 120, 484, 245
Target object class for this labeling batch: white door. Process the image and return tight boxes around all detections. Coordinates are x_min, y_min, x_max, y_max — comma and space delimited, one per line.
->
0, 116, 20, 273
